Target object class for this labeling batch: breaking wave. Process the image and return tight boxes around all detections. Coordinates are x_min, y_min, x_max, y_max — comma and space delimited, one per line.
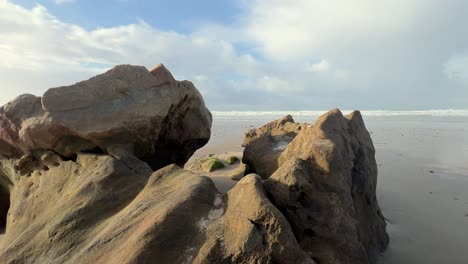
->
212, 109, 468, 118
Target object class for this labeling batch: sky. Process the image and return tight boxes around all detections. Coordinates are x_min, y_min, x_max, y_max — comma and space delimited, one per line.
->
1, 0, 468, 110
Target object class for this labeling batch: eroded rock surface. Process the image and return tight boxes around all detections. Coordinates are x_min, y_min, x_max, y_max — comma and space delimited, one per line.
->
252, 109, 389, 263
242, 115, 302, 178
0, 64, 212, 171
0, 64, 387, 264
194, 174, 314, 264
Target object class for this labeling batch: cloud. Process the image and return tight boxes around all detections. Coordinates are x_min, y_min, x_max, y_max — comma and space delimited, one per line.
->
241, 0, 431, 60
0, 0, 468, 110
53, 0, 75, 4
307, 60, 330, 73
0, 1, 260, 106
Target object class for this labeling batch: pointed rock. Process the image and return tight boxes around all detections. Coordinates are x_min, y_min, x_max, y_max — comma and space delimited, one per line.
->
149, 63, 176, 85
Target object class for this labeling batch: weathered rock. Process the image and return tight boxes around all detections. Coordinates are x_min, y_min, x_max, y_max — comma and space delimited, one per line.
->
242, 115, 302, 178
0, 155, 219, 264
242, 114, 299, 147
0, 64, 212, 170
193, 174, 315, 264
229, 162, 247, 181
150, 63, 176, 85
0, 66, 387, 264
264, 109, 389, 264
0, 150, 309, 264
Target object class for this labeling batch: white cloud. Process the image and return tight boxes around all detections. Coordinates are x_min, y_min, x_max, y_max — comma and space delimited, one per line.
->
241, 0, 431, 60
257, 75, 289, 92
307, 60, 330, 73
0, 0, 467, 109
53, 0, 75, 4
0, 1, 260, 105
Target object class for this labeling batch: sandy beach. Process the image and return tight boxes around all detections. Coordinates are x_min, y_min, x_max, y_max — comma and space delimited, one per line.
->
193, 112, 468, 264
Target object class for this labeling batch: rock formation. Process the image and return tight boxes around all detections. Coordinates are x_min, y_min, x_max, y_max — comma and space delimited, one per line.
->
0, 64, 388, 264
250, 110, 390, 263
242, 115, 302, 178
0, 64, 212, 171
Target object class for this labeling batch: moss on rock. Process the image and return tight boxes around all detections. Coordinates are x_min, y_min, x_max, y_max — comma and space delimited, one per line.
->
225, 156, 240, 165
199, 158, 225, 173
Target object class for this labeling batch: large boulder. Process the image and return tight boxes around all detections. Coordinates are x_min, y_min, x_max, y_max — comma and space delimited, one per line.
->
242, 115, 302, 178
264, 109, 389, 264
0, 64, 212, 170
0, 153, 219, 264
193, 174, 315, 264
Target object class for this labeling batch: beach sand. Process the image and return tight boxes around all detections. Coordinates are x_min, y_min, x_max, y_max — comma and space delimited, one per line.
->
191, 114, 468, 264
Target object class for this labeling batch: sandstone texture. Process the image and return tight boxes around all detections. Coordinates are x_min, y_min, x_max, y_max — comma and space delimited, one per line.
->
242, 115, 302, 178
0, 64, 212, 171
0, 64, 387, 264
249, 109, 390, 264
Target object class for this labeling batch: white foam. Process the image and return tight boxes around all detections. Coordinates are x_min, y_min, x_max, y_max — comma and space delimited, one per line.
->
212, 109, 468, 118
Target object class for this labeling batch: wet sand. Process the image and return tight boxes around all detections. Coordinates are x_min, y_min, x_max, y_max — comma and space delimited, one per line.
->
193, 113, 468, 264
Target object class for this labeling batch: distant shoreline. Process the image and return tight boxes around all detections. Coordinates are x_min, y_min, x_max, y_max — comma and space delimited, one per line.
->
211, 109, 468, 117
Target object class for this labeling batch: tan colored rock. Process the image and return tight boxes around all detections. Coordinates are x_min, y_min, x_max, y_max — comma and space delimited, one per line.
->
193, 174, 315, 264
265, 109, 389, 264
0, 70, 387, 264
229, 162, 247, 181
0, 151, 311, 264
0, 64, 212, 170
242, 114, 300, 146
0, 155, 219, 264
242, 115, 302, 178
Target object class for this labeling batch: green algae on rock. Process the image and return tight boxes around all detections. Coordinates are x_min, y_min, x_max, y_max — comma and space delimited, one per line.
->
199, 158, 226, 173
225, 156, 240, 164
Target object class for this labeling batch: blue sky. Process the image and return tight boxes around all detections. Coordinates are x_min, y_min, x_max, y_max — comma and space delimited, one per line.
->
1, 0, 468, 110
13, 0, 240, 32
